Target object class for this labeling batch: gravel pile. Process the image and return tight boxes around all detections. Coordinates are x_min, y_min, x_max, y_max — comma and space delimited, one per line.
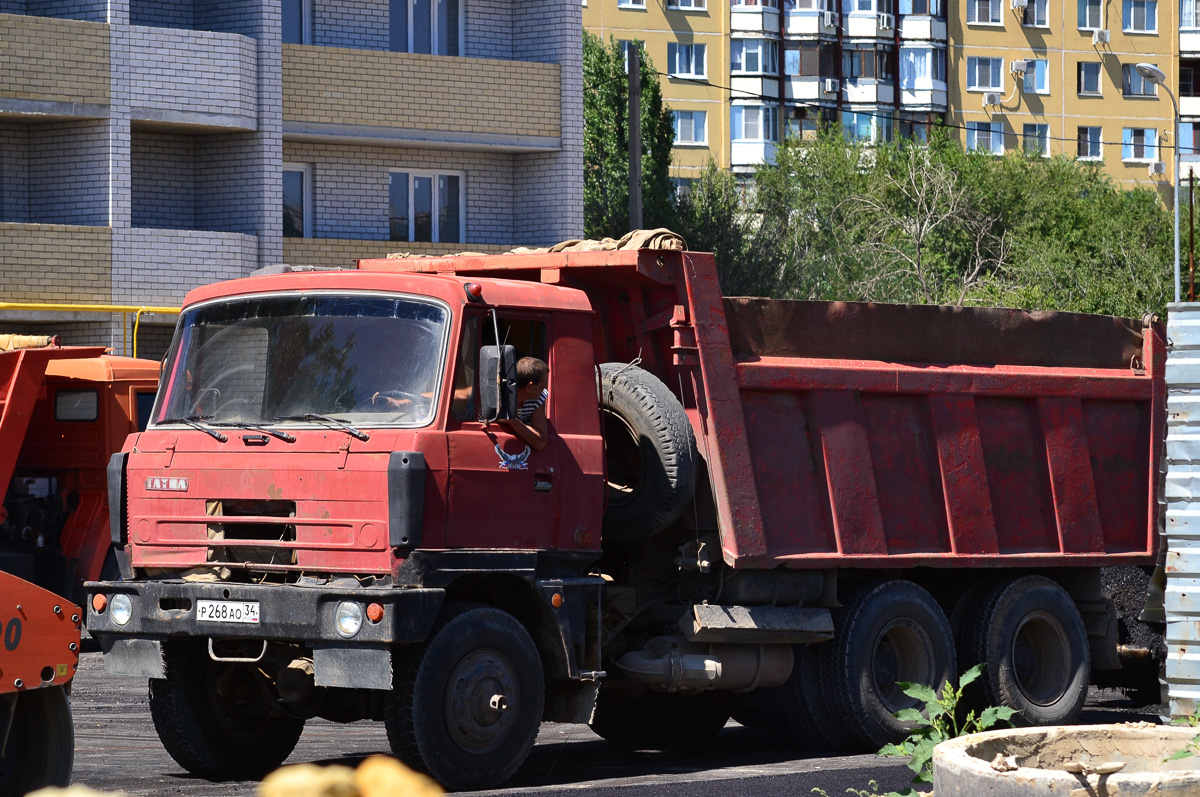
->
1102, 566, 1166, 660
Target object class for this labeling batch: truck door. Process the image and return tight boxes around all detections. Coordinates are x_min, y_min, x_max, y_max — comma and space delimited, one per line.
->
444, 314, 561, 550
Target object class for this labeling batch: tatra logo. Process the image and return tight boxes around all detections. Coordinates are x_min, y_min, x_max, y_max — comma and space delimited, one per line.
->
145, 477, 189, 491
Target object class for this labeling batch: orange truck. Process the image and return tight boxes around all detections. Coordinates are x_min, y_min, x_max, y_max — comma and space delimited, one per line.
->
0, 336, 156, 793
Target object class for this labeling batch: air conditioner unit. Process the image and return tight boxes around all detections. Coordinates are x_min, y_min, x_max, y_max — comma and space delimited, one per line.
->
1010, 59, 1028, 75
983, 92, 1002, 107
1010, 0, 1028, 9
1092, 28, 1110, 44
877, 12, 894, 29
1149, 161, 1167, 176
822, 10, 840, 26
823, 78, 840, 93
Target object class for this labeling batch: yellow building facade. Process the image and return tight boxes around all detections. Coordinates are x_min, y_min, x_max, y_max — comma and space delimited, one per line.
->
948, 0, 1178, 192
583, 0, 731, 182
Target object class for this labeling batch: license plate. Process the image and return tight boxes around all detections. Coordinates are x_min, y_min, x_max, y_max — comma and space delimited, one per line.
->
196, 600, 260, 624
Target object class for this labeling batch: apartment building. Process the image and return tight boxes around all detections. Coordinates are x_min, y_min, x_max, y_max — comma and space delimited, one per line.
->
0, 0, 582, 357
582, 0, 728, 183
948, 0, 1177, 191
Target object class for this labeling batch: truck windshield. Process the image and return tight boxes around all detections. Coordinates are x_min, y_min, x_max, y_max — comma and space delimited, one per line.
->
154, 293, 448, 428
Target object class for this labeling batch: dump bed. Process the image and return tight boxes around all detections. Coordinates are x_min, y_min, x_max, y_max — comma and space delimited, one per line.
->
359, 249, 1165, 570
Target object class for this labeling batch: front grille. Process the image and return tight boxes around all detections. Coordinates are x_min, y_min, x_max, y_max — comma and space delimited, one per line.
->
207, 499, 297, 568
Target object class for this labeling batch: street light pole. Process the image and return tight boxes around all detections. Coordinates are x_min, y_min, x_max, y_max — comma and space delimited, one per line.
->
1137, 63, 1181, 303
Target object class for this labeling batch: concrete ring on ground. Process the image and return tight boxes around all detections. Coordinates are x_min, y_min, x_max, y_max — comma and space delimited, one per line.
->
933, 723, 1200, 796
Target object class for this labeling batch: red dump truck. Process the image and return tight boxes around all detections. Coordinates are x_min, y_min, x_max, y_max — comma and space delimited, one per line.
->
86, 248, 1164, 790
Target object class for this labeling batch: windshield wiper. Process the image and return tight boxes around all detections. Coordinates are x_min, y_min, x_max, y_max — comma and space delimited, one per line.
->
211, 421, 296, 443
274, 414, 370, 442
157, 415, 228, 443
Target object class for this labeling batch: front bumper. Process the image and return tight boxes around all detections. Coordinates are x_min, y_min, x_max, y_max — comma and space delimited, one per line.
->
85, 580, 444, 645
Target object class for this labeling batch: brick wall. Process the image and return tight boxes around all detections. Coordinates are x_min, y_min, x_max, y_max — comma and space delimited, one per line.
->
466, 0, 512, 59
131, 131, 196, 229
284, 140, 519, 243
283, 237, 511, 269
312, 0, 388, 49
112, 228, 258, 304
512, 0, 583, 242
0, 223, 112, 302
126, 26, 258, 122
196, 133, 271, 234
129, 0, 191, 28
25, 0, 106, 22
0, 123, 31, 223
282, 45, 560, 139
0, 15, 109, 104
29, 121, 110, 225
197, 0, 261, 36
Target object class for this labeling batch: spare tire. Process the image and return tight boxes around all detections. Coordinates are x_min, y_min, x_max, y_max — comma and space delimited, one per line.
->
599, 363, 697, 542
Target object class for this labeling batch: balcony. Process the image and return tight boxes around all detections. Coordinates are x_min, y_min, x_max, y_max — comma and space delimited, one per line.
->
845, 79, 894, 104
1182, 96, 1200, 118
785, 9, 841, 36
786, 76, 822, 101
899, 15, 947, 41
846, 12, 891, 38
127, 26, 258, 130
283, 238, 511, 269
731, 140, 777, 168
1183, 30, 1200, 56
732, 76, 781, 101
0, 14, 109, 119
0, 223, 112, 304
900, 86, 948, 110
732, 5, 781, 33
282, 46, 561, 151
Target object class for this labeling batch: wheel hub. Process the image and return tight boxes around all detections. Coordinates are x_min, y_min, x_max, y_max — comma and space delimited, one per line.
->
1011, 611, 1070, 707
445, 648, 519, 755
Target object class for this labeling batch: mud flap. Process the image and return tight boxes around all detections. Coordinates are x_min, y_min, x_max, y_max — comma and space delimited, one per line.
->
99, 636, 165, 678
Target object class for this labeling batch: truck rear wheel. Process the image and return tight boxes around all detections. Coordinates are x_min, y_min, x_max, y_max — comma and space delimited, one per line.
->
598, 363, 697, 542
588, 687, 730, 749
820, 580, 955, 751
0, 686, 73, 794
384, 604, 544, 791
958, 576, 1090, 726
775, 643, 857, 751
148, 640, 304, 780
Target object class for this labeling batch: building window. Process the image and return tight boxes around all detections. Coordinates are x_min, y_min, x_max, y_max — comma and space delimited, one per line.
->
1077, 126, 1102, 159
1023, 59, 1048, 93
1078, 0, 1101, 27
732, 0, 780, 7
1121, 127, 1157, 161
1023, 0, 1048, 25
1185, 0, 1200, 27
966, 56, 1003, 90
389, 171, 462, 243
785, 41, 831, 76
1022, 124, 1049, 155
899, 47, 946, 87
282, 0, 311, 44
1122, 64, 1158, 95
731, 39, 779, 74
1184, 61, 1200, 95
674, 110, 708, 144
899, 0, 943, 13
618, 0, 647, 8
967, 121, 1004, 154
731, 105, 779, 141
900, 112, 935, 141
282, 164, 311, 238
668, 43, 707, 77
842, 111, 892, 142
1122, 0, 1157, 30
390, 0, 460, 55
967, 0, 1001, 23
1183, 123, 1198, 156
1077, 62, 1101, 94
843, 45, 894, 80
668, 0, 705, 8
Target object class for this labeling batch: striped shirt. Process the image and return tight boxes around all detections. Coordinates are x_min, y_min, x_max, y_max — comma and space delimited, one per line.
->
518, 388, 548, 423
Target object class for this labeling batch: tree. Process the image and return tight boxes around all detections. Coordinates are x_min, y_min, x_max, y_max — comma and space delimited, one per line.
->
582, 32, 675, 238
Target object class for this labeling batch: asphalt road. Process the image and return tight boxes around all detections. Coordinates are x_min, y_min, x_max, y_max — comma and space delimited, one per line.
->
66, 652, 1156, 797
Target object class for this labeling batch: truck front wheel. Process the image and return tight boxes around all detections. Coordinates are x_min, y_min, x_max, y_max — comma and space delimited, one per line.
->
148, 640, 304, 780
0, 685, 73, 794
385, 605, 544, 791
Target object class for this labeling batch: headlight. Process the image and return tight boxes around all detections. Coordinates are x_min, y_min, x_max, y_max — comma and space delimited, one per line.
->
335, 601, 363, 638
110, 594, 133, 626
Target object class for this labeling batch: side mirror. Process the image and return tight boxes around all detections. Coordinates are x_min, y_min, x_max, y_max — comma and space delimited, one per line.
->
479, 344, 518, 421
